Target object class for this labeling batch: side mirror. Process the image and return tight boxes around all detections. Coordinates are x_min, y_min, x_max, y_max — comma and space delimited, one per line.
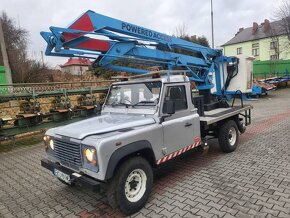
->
166, 100, 175, 115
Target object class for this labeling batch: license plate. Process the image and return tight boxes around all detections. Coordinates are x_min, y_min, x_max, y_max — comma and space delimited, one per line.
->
53, 169, 71, 184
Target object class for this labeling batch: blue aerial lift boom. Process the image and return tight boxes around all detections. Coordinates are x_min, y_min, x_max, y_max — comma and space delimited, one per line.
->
41, 10, 239, 100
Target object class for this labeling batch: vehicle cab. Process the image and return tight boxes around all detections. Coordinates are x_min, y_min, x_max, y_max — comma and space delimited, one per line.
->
105, 73, 201, 151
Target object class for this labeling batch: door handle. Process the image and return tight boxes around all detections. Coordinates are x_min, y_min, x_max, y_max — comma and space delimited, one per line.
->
185, 122, 192, 127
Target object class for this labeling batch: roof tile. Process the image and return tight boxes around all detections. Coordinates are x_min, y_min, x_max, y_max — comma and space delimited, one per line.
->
61, 58, 92, 67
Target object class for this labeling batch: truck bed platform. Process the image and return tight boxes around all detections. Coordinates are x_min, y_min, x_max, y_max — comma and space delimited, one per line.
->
199, 105, 252, 125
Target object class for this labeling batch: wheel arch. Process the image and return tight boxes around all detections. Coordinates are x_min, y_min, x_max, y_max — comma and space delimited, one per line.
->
215, 115, 240, 130
217, 114, 245, 133
105, 140, 156, 180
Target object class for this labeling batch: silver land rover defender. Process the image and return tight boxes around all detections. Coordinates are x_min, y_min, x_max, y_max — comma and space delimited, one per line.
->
41, 72, 251, 214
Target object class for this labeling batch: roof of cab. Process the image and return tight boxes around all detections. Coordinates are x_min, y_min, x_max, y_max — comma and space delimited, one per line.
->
112, 70, 190, 85
112, 75, 189, 85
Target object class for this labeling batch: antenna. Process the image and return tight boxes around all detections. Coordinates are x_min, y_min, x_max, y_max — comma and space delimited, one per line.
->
211, 0, 215, 48
41, 51, 45, 67
17, 14, 20, 29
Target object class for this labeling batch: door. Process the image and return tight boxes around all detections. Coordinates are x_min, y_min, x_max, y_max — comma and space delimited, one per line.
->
161, 85, 195, 154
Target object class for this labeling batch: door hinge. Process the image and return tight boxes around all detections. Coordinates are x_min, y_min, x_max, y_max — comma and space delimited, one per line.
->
162, 147, 167, 155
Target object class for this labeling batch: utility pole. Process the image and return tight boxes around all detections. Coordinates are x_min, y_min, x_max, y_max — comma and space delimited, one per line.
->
41, 50, 44, 67
210, 0, 215, 48
0, 18, 13, 85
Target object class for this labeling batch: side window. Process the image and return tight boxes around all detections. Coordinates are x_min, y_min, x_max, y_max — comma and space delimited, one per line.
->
270, 41, 278, 49
237, 47, 242, 55
162, 86, 188, 113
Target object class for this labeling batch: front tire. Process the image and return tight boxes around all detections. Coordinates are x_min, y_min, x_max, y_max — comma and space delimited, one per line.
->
106, 157, 153, 215
218, 120, 239, 153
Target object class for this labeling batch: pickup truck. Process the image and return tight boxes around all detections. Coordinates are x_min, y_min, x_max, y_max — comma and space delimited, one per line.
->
41, 72, 252, 214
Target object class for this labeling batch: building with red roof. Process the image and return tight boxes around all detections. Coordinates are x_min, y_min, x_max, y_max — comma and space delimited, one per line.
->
60, 58, 92, 75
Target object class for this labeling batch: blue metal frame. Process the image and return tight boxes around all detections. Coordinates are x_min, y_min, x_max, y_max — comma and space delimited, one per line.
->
41, 10, 236, 94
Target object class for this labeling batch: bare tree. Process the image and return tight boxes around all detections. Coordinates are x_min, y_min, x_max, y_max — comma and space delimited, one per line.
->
174, 23, 188, 38
269, 25, 280, 60
275, 0, 290, 45
266, 0, 290, 65
0, 11, 49, 83
0, 12, 28, 70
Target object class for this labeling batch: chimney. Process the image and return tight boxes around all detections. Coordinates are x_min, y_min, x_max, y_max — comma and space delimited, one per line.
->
252, 22, 258, 35
263, 19, 270, 32
235, 27, 244, 36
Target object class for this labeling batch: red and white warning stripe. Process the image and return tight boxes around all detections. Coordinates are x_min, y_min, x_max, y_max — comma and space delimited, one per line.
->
156, 136, 201, 165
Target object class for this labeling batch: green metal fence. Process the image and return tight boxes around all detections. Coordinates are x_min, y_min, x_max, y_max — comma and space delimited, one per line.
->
0, 66, 7, 85
253, 60, 290, 79
0, 80, 113, 103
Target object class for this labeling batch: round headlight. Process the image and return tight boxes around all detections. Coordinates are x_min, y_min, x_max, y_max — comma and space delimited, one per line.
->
49, 139, 54, 150
85, 148, 95, 162
43, 135, 49, 142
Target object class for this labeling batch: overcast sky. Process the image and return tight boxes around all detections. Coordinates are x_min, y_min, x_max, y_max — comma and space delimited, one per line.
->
1, 0, 284, 67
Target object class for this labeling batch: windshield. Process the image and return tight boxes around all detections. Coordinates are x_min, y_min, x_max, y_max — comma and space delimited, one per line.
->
106, 81, 162, 108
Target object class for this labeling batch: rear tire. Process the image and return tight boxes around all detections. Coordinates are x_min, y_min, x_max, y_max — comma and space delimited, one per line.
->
218, 120, 239, 153
106, 157, 153, 215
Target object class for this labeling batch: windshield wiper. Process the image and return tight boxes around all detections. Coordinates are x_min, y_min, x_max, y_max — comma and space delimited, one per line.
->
133, 101, 156, 107
110, 101, 156, 108
111, 102, 132, 108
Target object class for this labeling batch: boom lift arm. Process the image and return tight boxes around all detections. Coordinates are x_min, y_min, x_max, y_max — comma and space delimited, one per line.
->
41, 10, 236, 93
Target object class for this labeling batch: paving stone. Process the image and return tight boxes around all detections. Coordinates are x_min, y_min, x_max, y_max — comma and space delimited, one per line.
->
220, 205, 238, 216
132, 212, 147, 218
278, 211, 290, 218
208, 208, 225, 217
223, 214, 236, 218
207, 201, 223, 210
172, 200, 187, 209
272, 205, 289, 214
146, 211, 164, 218
148, 203, 164, 214
2, 213, 16, 218
159, 208, 176, 218
160, 202, 176, 212
235, 211, 251, 218
196, 209, 214, 218
256, 200, 274, 209
196, 203, 212, 212
260, 206, 280, 217
138, 208, 151, 216
171, 206, 187, 216
161, 196, 176, 205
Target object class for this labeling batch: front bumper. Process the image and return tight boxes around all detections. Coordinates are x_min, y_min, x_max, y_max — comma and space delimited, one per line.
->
41, 159, 102, 192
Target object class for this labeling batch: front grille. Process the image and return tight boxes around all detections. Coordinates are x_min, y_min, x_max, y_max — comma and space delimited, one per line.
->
54, 138, 82, 170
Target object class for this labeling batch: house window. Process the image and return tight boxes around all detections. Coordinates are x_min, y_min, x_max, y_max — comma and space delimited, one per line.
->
251, 43, 259, 56
270, 55, 278, 60
252, 43, 259, 48
237, 47, 242, 55
252, 48, 259, 56
270, 41, 278, 49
